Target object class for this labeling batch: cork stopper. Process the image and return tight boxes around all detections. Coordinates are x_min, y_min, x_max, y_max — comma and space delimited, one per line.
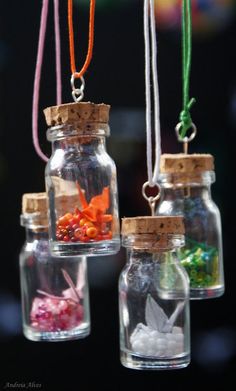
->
122, 216, 184, 235
21, 193, 48, 227
21, 189, 84, 228
122, 216, 184, 249
22, 193, 47, 215
160, 154, 214, 174
43, 102, 110, 136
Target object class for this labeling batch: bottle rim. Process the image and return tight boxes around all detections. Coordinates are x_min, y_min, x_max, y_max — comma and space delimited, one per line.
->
158, 170, 215, 187
46, 123, 110, 142
20, 213, 48, 229
122, 233, 185, 250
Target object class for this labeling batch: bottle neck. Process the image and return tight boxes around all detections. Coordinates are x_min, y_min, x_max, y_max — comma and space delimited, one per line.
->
24, 227, 48, 242
126, 248, 178, 265
51, 135, 106, 154
122, 233, 185, 252
47, 123, 109, 154
158, 171, 214, 200
160, 185, 211, 200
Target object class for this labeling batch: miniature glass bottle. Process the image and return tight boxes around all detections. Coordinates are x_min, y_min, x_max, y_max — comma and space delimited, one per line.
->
119, 216, 190, 370
156, 154, 224, 299
19, 193, 90, 342
44, 102, 120, 257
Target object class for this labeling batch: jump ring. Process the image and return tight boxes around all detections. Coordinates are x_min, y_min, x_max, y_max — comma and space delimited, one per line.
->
175, 122, 197, 144
72, 90, 84, 102
71, 74, 85, 102
71, 74, 85, 92
142, 181, 161, 203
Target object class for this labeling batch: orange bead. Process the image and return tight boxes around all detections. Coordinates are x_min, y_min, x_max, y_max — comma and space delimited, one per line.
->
84, 221, 94, 228
73, 215, 81, 225
79, 218, 88, 227
86, 226, 98, 238
58, 213, 73, 226
74, 228, 81, 239
64, 213, 73, 221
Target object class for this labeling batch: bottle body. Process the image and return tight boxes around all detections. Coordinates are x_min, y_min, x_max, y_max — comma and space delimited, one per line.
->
157, 171, 224, 299
20, 230, 90, 341
119, 236, 190, 370
45, 125, 120, 257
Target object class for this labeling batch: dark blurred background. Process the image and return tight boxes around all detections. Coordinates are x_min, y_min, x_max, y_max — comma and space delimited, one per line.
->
0, 0, 236, 390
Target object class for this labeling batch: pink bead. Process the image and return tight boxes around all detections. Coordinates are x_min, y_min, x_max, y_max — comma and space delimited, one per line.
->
30, 296, 83, 332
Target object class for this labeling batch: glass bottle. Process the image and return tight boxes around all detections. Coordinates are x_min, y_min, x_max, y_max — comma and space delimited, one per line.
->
19, 193, 90, 342
44, 102, 120, 257
156, 153, 224, 299
119, 216, 190, 370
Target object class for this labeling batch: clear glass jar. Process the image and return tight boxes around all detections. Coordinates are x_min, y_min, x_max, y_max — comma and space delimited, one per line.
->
44, 102, 120, 257
19, 193, 90, 342
156, 154, 224, 299
119, 217, 190, 370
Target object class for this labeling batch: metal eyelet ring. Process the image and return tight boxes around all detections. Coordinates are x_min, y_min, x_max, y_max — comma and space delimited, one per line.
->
175, 122, 197, 144
142, 181, 161, 216
70, 74, 85, 102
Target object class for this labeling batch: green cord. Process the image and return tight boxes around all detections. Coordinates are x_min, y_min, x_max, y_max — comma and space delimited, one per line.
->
179, 0, 196, 139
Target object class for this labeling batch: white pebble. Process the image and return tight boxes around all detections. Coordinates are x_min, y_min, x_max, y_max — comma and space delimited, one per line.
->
130, 323, 185, 358
147, 346, 157, 356
174, 333, 184, 343
168, 341, 178, 356
146, 336, 158, 352
132, 340, 145, 354
157, 338, 167, 349
150, 330, 159, 338
173, 326, 182, 334
158, 347, 167, 357
174, 342, 184, 355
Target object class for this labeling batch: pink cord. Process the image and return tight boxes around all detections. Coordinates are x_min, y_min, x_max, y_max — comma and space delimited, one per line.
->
32, 0, 49, 162
32, 0, 62, 163
54, 0, 62, 105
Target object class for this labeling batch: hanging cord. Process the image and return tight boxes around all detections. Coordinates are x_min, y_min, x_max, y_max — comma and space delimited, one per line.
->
176, 0, 196, 152
142, 0, 161, 215
54, 0, 62, 105
68, 0, 96, 102
32, 0, 62, 163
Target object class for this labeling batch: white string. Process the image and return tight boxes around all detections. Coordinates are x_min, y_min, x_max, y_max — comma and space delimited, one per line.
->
144, 0, 161, 186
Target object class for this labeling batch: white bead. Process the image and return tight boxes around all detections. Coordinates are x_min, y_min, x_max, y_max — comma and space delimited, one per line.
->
175, 342, 184, 354
167, 340, 176, 354
147, 346, 156, 356
172, 326, 182, 334
174, 333, 184, 343
158, 348, 166, 357
157, 338, 167, 349
130, 323, 185, 359
150, 330, 159, 338
132, 340, 144, 353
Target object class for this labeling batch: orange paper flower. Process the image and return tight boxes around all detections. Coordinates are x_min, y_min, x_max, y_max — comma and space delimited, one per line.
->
56, 185, 113, 243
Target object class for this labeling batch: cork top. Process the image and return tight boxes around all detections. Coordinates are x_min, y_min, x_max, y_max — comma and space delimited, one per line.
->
22, 193, 47, 215
44, 101, 110, 127
122, 216, 184, 235
21, 193, 48, 228
160, 154, 214, 174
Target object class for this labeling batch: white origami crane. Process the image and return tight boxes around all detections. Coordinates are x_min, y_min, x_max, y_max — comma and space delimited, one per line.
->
37, 261, 86, 304
145, 294, 185, 333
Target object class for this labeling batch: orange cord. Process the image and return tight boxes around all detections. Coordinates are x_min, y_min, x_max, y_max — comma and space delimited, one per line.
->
68, 0, 96, 79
